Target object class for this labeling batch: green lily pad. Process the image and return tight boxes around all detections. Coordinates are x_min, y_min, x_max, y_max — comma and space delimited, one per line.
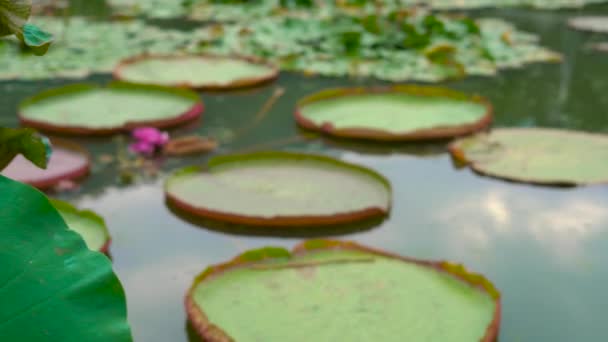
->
51, 199, 111, 253
19, 82, 203, 135
165, 152, 391, 227
296, 86, 492, 141
2, 139, 89, 189
186, 239, 500, 342
0, 175, 132, 341
114, 54, 279, 90
568, 16, 608, 33
449, 128, 608, 186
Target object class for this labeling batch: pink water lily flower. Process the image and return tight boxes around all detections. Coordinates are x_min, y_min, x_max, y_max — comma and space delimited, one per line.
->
129, 127, 169, 156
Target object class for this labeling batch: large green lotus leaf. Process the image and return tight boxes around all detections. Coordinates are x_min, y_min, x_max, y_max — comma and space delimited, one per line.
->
19, 82, 202, 134
114, 55, 278, 90
449, 128, 608, 185
0, 175, 132, 341
296, 86, 492, 141
186, 240, 500, 342
165, 152, 391, 226
51, 199, 111, 253
0, 127, 49, 170
1, 139, 89, 189
568, 16, 608, 33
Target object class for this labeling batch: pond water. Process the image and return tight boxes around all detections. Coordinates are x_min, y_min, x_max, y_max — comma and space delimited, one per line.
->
2, 4, 608, 341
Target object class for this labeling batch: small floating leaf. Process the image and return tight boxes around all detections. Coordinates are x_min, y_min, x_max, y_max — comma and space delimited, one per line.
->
165, 151, 392, 227
449, 128, 608, 186
18, 23, 53, 56
186, 239, 500, 342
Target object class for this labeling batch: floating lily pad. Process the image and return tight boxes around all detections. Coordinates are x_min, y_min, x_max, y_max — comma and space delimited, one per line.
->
19, 82, 203, 135
568, 16, 608, 33
296, 86, 492, 141
165, 152, 391, 226
114, 55, 279, 90
186, 239, 501, 342
2, 139, 90, 189
449, 128, 608, 186
51, 199, 111, 253
0, 175, 132, 341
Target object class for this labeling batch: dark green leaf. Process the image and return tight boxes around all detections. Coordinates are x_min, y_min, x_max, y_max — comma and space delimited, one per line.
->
0, 127, 50, 171
0, 176, 132, 341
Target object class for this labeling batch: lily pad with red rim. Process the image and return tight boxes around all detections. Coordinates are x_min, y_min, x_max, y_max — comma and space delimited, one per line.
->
2, 139, 90, 189
113, 54, 279, 90
165, 151, 391, 227
51, 199, 111, 254
186, 239, 501, 342
19, 82, 203, 135
449, 128, 608, 186
295, 85, 493, 142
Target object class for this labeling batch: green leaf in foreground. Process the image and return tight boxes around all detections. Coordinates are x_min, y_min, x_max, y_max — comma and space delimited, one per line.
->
0, 127, 49, 171
0, 175, 132, 341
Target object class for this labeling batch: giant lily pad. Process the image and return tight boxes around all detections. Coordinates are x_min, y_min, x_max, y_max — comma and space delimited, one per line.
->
0, 175, 132, 341
186, 239, 501, 342
51, 199, 111, 254
114, 54, 279, 90
165, 152, 391, 226
2, 139, 90, 189
19, 82, 203, 135
449, 128, 608, 186
568, 16, 608, 33
296, 86, 492, 141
